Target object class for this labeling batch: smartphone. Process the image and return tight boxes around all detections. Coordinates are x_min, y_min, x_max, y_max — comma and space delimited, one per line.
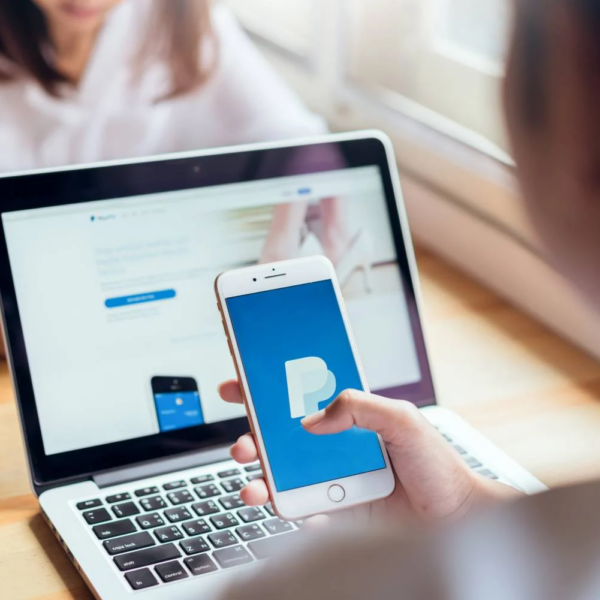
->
215, 256, 395, 520
151, 376, 204, 432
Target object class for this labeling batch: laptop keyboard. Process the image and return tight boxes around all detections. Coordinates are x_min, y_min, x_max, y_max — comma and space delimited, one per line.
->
73, 434, 499, 592
75, 463, 301, 591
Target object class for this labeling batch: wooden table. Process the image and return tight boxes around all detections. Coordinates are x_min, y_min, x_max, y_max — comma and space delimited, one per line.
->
2, 249, 600, 599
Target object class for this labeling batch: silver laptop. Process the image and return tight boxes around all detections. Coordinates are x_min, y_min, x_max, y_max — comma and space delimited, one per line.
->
0, 131, 546, 599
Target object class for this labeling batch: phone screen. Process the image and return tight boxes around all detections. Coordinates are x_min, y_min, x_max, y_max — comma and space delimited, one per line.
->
151, 377, 204, 432
226, 279, 386, 492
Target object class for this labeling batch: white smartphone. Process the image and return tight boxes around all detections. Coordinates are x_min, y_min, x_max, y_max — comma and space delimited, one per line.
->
215, 256, 395, 520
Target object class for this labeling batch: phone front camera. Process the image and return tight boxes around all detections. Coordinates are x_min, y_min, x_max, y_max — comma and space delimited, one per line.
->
253, 278, 257, 282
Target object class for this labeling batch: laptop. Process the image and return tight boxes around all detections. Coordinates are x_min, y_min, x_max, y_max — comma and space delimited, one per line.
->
0, 131, 546, 599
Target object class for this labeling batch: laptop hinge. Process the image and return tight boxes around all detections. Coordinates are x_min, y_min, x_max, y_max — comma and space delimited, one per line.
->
93, 446, 232, 489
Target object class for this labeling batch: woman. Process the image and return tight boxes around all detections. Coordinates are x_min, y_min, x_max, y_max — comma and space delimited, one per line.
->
0, 0, 325, 173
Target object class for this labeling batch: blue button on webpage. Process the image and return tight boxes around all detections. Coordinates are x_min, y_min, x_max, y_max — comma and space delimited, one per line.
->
105, 289, 176, 309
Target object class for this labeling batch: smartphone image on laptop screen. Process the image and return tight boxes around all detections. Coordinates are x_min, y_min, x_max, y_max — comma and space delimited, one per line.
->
151, 376, 204, 432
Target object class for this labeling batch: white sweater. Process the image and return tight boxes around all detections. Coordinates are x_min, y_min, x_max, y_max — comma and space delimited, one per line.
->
0, 2, 325, 174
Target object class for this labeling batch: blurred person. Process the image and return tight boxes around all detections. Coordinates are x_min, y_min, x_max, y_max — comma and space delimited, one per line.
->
0, 0, 325, 172
0, 0, 363, 301
217, 0, 600, 598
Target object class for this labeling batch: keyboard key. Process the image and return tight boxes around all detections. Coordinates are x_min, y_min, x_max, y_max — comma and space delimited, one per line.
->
155, 525, 184, 543
238, 507, 264, 523
155, 560, 189, 583
247, 473, 263, 482
124, 568, 159, 590
195, 484, 221, 499
210, 513, 238, 530
112, 502, 140, 519
136, 513, 165, 530
180, 536, 210, 555
114, 543, 181, 571
164, 507, 192, 523
83, 508, 112, 525
106, 493, 131, 504
263, 518, 293, 535
93, 518, 136, 540
218, 468, 241, 479
249, 532, 299, 560
213, 545, 254, 569
478, 469, 499, 480
163, 480, 186, 491
167, 490, 194, 506
465, 456, 483, 469
236, 523, 266, 542
103, 532, 155, 555
221, 478, 245, 494
182, 519, 211, 537
208, 530, 237, 548
134, 487, 160, 498
190, 474, 214, 484
76, 499, 102, 510
220, 494, 245, 510
191, 500, 220, 517
264, 503, 275, 517
140, 496, 166, 511
184, 554, 218, 576
244, 464, 262, 472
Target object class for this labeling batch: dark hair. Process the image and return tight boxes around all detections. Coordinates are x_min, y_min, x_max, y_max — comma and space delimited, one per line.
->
513, 0, 600, 128
0, 0, 216, 100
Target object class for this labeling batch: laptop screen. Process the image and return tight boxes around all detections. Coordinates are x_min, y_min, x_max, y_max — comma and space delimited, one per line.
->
2, 165, 423, 456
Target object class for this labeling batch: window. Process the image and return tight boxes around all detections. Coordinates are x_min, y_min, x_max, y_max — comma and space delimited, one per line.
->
225, 0, 522, 236
223, 0, 600, 362
345, 0, 511, 154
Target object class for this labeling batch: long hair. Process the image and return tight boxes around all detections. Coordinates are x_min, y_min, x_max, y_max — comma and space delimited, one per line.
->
512, 0, 600, 128
0, 0, 216, 100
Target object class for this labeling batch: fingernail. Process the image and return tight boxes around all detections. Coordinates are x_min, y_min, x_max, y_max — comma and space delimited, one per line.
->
301, 409, 326, 428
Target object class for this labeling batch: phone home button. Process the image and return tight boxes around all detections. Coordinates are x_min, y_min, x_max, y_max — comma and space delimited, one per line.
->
328, 485, 345, 503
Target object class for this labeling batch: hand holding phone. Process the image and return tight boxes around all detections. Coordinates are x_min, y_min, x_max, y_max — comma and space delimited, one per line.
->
215, 256, 395, 520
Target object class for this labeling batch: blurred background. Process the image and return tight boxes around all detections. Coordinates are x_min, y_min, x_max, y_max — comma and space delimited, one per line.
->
223, 0, 600, 362
2, 0, 599, 361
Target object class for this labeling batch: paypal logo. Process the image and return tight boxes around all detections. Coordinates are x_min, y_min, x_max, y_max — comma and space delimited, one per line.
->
285, 357, 337, 419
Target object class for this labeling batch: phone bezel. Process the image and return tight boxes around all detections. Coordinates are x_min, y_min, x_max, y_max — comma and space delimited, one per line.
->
216, 256, 396, 520
150, 376, 199, 395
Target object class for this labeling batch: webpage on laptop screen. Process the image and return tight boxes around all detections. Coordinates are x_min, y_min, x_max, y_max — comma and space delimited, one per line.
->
2, 166, 421, 455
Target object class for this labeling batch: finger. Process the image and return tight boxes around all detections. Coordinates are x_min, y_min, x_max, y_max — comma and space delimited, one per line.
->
229, 433, 258, 464
240, 479, 270, 506
301, 389, 424, 447
218, 380, 244, 404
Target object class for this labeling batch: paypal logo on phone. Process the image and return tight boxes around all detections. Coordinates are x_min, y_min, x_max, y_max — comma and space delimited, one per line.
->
227, 280, 385, 492
285, 357, 337, 419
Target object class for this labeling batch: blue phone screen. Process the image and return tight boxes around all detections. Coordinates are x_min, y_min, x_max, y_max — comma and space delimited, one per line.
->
154, 391, 204, 432
226, 280, 385, 492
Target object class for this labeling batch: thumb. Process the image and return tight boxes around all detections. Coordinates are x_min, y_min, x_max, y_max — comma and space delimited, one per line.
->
301, 389, 422, 447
